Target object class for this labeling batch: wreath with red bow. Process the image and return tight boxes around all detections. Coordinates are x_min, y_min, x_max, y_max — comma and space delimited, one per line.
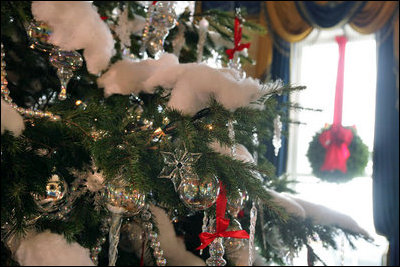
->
306, 125, 369, 183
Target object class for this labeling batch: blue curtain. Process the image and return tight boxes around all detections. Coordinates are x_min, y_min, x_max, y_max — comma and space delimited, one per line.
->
373, 19, 399, 266
265, 36, 291, 177
295, 1, 366, 28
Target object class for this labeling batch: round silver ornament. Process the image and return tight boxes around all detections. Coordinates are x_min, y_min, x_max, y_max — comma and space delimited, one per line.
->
178, 174, 219, 211
33, 174, 68, 213
223, 219, 245, 255
26, 20, 53, 52
104, 180, 146, 216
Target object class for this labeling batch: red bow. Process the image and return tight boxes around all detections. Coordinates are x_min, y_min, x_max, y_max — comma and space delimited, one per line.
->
225, 17, 251, 59
196, 182, 249, 250
319, 125, 353, 173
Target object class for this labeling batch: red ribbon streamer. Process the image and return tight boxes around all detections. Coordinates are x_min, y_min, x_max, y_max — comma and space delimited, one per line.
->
196, 182, 249, 250
333, 36, 347, 126
319, 36, 353, 173
225, 17, 251, 59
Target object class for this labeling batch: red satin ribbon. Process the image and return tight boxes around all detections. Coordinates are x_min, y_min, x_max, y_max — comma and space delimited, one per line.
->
152, 1, 158, 5
333, 36, 347, 126
225, 17, 251, 59
196, 182, 249, 250
319, 36, 353, 173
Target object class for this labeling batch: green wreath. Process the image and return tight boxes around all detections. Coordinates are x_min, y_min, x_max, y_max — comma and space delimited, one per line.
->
306, 125, 369, 183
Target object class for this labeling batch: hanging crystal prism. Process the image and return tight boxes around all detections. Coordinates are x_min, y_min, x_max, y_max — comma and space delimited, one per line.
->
272, 115, 282, 156
248, 201, 258, 266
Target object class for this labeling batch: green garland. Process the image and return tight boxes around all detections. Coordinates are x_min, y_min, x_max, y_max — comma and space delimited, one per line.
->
306, 125, 369, 183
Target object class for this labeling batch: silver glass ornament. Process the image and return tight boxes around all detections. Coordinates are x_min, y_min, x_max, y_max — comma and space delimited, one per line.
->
33, 174, 68, 213
178, 174, 219, 211
226, 190, 246, 218
26, 20, 54, 52
49, 48, 83, 100
146, 32, 165, 59
105, 179, 145, 266
223, 219, 244, 255
206, 237, 226, 266
248, 201, 258, 266
151, 2, 177, 29
105, 180, 146, 216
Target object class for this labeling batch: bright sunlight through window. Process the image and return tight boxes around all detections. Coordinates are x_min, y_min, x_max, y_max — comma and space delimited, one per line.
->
287, 26, 388, 266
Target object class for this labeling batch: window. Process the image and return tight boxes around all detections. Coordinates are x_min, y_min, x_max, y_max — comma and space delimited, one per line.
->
287, 26, 388, 266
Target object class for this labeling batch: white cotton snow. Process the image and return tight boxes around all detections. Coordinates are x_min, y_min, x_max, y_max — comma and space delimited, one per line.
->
265, 189, 306, 219
31, 1, 115, 75
1, 99, 25, 136
100, 53, 267, 115
288, 195, 372, 238
85, 169, 105, 192
14, 230, 95, 266
150, 205, 206, 266
143, 56, 264, 115
98, 53, 179, 97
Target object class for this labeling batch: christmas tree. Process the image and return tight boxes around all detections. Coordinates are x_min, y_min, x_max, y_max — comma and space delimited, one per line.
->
1, 2, 372, 266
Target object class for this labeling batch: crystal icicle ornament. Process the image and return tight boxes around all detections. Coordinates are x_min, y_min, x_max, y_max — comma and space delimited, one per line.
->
227, 120, 236, 157
49, 49, 83, 100
273, 115, 282, 156
199, 211, 208, 255
108, 213, 123, 266
104, 179, 146, 266
197, 18, 209, 63
158, 146, 202, 191
248, 201, 258, 266
141, 1, 177, 58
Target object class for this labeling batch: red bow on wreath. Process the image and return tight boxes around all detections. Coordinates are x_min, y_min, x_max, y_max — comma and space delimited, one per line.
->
225, 17, 251, 60
196, 182, 249, 250
319, 125, 353, 173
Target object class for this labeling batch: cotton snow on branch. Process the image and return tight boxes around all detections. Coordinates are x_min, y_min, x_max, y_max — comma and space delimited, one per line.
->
265, 189, 306, 219
287, 195, 372, 239
14, 230, 95, 266
98, 53, 179, 97
150, 205, 206, 266
143, 54, 268, 115
31, 1, 115, 75
1, 99, 25, 136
